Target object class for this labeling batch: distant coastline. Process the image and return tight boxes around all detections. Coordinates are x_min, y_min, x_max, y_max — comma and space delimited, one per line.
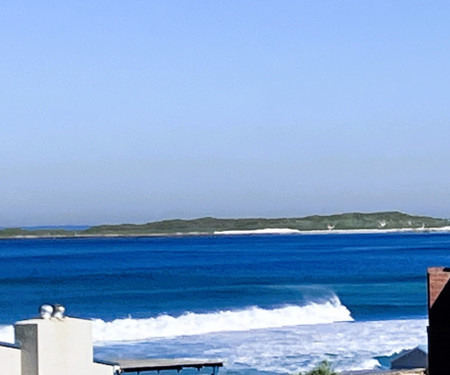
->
214, 226, 450, 235
1, 211, 449, 240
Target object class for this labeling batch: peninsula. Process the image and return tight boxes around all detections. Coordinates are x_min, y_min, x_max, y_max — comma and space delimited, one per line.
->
1, 211, 449, 239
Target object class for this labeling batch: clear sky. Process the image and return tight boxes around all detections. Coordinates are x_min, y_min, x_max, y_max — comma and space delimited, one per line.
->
1, 1, 450, 226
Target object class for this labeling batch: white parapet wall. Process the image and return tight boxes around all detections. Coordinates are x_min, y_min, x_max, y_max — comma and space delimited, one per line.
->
12, 316, 115, 375
93, 361, 120, 375
0, 342, 21, 375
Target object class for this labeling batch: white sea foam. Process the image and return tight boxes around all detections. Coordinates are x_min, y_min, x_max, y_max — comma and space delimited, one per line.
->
92, 296, 352, 343
219, 318, 428, 374
96, 318, 427, 374
0, 325, 13, 343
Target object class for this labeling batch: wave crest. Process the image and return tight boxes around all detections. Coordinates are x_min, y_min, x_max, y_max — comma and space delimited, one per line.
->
0, 325, 13, 343
92, 296, 353, 343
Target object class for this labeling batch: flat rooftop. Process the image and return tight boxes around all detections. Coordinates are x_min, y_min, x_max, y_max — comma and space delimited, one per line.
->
107, 358, 223, 374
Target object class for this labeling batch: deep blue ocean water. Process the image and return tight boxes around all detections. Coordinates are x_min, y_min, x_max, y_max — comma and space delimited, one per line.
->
1, 232, 449, 373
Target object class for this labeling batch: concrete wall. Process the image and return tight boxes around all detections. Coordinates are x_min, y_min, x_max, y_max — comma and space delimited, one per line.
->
15, 323, 38, 375
93, 362, 119, 375
14, 317, 114, 375
0, 343, 21, 375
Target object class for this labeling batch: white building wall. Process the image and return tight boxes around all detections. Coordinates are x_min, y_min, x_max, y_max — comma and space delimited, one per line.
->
14, 317, 114, 375
0, 344, 22, 375
93, 362, 119, 375
14, 323, 38, 375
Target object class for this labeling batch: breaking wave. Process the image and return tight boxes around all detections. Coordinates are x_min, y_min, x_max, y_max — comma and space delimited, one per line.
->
0, 325, 13, 343
92, 296, 352, 343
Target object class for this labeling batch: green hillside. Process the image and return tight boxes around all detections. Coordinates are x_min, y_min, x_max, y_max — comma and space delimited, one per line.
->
1, 211, 448, 238
83, 211, 449, 235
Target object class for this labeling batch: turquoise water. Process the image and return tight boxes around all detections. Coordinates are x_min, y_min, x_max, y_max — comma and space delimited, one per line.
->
1, 232, 449, 373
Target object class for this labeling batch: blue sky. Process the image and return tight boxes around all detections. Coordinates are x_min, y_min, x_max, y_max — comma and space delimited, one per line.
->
1, 1, 450, 226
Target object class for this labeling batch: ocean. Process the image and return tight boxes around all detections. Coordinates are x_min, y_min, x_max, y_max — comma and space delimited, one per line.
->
1, 232, 449, 374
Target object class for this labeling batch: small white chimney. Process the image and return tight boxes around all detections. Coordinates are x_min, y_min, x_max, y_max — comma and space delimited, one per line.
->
0, 307, 115, 375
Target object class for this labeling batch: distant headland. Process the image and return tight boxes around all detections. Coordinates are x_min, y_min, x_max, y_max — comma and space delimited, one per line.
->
1, 211, 450, 239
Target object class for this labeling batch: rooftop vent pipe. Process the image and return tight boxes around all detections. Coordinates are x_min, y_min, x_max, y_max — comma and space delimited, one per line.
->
38, 304, 66, 319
